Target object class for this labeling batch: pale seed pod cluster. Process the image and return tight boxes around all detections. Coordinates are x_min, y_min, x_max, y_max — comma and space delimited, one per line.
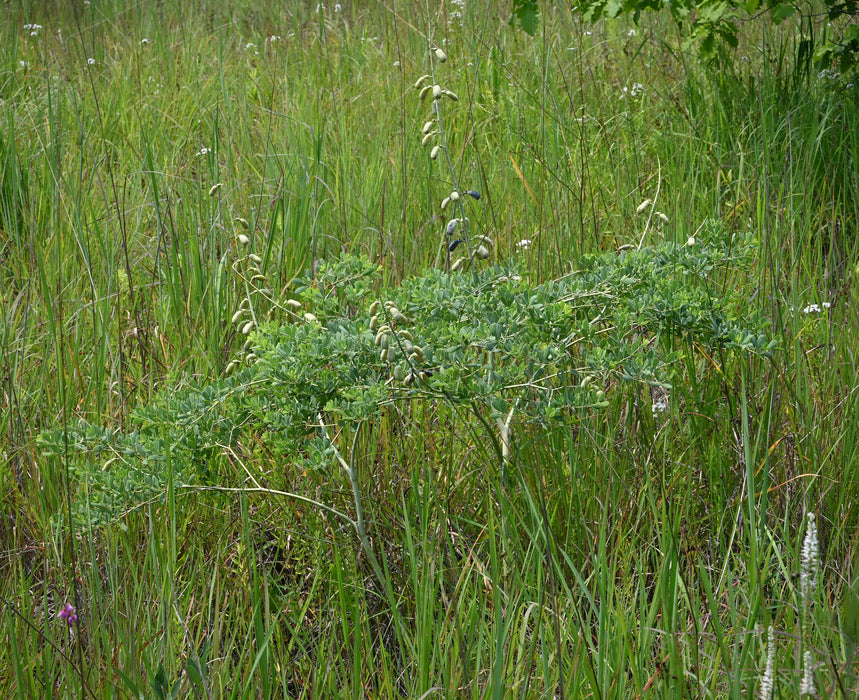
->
369, 300, 429, 384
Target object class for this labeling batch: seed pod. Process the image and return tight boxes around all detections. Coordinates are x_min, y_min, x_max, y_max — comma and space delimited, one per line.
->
442, 90, 458, 101
286, 299, 302, 310
241, 320, 255, 335
404, 372, 415, 386
369, 301, 381, 315
445, 218, 460, 235
208, 182, 223, 196
235, 217, 250, 229
433, 47, 447, 63
249, 253, 263, 264
464, 190, 481, 200
380, 334, 389, 350
449, 190, 460, 202
414, 75, 431, 89
422, 120, 435, 135
380, 348, 388, 363
242, 338, 253, 351
448, 239, 463, 252
432, 84, 442, 99
451, 257, 465, 271
225, 361, 237, 376
421, 131, 437, 147
419, 84, 433, 100
231, 309, 246, 324
246, 353, 256, 363
473, 245, 490, 260
369, 315, 379, 331
636, 199, 652, 214
393, 364, 405, 381
374, 330, 385, 346
303, 312, 317, 323
237, 234, 250, 246
410, 346, 425, 362
477, 235, 494, 248
656, 211, 670, 224
391, 309, 410, 323
250, 274, 267, 283
402, 339, 414, 354
399, 330, 412, 341
430, 145, 441, 160
240, 298, 250, 309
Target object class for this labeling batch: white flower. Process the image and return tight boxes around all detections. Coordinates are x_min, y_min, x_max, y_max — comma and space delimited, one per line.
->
245, 42, 256, 50
334, 3, 342, 10
758, 626, 776, 700
627, 28, 637, 37
651, 398, 668, 418
801, 512, 819, 603
86, 57, 96, 66
516, 239, 532, 251
799, 651, 816, 695
315, 2, 325, 13
140, 38, 150, 45
197, 147, 211, 156
19, 60, 29, 69
801, 302, 830, 314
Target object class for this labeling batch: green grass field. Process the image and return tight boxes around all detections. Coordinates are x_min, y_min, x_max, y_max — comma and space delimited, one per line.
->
1, 1, 858, 697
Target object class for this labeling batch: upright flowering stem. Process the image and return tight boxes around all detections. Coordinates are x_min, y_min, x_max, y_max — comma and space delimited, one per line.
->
800, 512, 819, 695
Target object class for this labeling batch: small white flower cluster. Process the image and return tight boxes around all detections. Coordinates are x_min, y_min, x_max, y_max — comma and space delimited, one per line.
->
801, 512, 819, 602
758, 625, 776, 700
197, 147, 211, 156
801, 302, 831, 314
516, 239, 532, 251
621, 82, 645, 99
140, 38, 150, 45
626, 28, 637, 37
651, 397, 668, 419
799, 650, 816, 695
24, 23, 43, 37
86, 57, 96, 66
450, 0, 465, 27
817, 68, 841, 81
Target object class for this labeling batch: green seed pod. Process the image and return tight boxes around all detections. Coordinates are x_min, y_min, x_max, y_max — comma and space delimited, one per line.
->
441, 196, 451, 210
380, 348, 388, 363
419, 84, 433, 100
231, 309, 246, 324
380, 334, 389, 350
404, 372, 415, 386
442, 89, 458, 101
234, 217, 250, 230
250, 274, 267, 283
237, 234, 250, 246
473, 245, 490, 260
449, 190, 460, 202
240, 298, 250, 309
241, 320, 255, 335
374, 330, 384, 346
242, 338, 253, 351
421, 131, 437, 147
286, 299, 302, 310
430, 145, 441, 160
432, 84, 442, 99
393, 364, 405, 381
402, 339, 414, 354
414, 74, 431, 89
410, 346, 425, 362
369, 315, 379, 331
451, 257, 464, 271
636, 199, 652, 214
422, 120, 435, 135
369, 301, 381, 315
433, 47, 447, 63
391, 310, 410, 323
304, 312, 318, 323
398, 330, 412, 341
246, 353, 256, 362
225, 361, 237, 376
478, 235, 494, 248
249, 253, 263, 264
208, 182, 223, 196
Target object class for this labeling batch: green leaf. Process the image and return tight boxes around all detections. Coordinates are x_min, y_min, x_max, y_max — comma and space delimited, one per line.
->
510, 0, 540, 35
770, 3, 795, 23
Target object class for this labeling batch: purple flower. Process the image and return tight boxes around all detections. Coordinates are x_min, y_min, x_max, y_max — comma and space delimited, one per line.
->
57, 603, 78, 626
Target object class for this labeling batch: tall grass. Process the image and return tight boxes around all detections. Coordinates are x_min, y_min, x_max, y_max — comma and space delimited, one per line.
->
1, 0, 857, 697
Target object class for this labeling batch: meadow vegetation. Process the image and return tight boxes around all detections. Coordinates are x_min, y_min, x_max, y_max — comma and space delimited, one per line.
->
1, 0, 858, 697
